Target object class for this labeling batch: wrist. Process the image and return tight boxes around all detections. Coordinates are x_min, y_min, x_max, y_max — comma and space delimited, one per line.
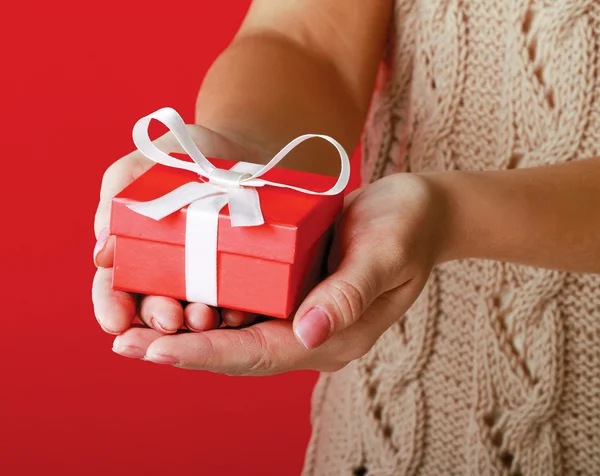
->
420, 171, 473, 264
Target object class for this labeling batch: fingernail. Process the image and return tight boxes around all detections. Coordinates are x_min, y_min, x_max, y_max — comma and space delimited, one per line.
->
295, 307, 331, 349
222, 309, 244, 327
93, 227, 109, 265
151, 316, 176, 334
97, 316, 120, 335
112, 344, 146, 359
144, 353, 179, 365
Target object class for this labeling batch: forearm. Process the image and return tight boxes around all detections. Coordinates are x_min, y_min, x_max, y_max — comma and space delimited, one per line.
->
196, 34, 365, 176
433, 158, 600, 273
194, 2, 390, 175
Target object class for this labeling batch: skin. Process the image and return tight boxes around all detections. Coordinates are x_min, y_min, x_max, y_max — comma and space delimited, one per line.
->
93, 1, 600, 375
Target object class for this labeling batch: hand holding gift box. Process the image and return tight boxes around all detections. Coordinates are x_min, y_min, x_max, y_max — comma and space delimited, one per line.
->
99, 107, 440, 370
111, 108, 350, 318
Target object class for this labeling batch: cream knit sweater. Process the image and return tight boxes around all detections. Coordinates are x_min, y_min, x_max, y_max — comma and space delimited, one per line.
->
302, 1, 600, 475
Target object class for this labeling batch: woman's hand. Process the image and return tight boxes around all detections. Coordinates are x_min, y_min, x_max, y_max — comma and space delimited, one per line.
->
92, 124, 263, 345
112, 172, 451, 374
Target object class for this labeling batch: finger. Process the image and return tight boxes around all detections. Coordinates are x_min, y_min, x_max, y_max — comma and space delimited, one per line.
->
93, 229, 115, 268
143, 320, 308, 375
94, 154, 153, 270
318, 279, 425, 365
221, 309, 257, 328
184, 303, 221, 332
293, 236, 407, 350
94, 153, 153, 238
139, 295, 184, 334
92, 268, 137, 334
112, 326, 164, 359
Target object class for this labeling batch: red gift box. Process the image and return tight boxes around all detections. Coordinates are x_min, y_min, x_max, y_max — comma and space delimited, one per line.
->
110, 159, 343, 318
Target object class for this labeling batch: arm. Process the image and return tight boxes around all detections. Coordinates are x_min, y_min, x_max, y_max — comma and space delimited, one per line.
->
433, 158, 600, 274
195, 0, 392, 175
195, 1, 599, 274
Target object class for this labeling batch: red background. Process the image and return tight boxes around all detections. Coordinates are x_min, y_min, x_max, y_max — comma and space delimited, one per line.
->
1, 1, 360, 475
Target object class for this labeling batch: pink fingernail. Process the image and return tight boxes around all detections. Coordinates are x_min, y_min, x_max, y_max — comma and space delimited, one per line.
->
295, 307, 331, 349
93, 227, 109, 265
144, 353, 179, 365
112, 344, 146, 359
151, 316, 177, 334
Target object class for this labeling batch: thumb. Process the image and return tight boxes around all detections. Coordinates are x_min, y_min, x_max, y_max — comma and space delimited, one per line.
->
93, 152, 152, 268
93, 227, 115, 268
293, 243, 403, 349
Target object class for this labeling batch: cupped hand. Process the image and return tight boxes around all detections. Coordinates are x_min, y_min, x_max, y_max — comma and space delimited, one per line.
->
113, 172, 451, 374
92, 123, 262, 344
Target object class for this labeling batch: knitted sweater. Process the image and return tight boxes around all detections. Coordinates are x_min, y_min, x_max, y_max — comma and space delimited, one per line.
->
302, 1, 600, 475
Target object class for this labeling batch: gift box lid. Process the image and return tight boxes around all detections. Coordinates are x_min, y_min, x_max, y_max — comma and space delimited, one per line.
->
111, 157, 343, 264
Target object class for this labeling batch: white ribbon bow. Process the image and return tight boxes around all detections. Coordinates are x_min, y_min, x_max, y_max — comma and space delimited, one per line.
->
127, 107, 350, 305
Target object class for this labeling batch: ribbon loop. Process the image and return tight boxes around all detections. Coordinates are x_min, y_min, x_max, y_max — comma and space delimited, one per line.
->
132, 107, 216, 176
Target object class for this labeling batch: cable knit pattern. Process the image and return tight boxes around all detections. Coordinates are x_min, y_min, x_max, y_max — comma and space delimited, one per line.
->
303, 1, 600, 475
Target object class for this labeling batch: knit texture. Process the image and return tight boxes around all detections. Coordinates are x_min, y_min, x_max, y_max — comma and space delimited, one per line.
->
302, 1, 600, 475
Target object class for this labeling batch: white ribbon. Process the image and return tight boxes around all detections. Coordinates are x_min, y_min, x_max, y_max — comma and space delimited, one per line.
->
127, 107, 350, 305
